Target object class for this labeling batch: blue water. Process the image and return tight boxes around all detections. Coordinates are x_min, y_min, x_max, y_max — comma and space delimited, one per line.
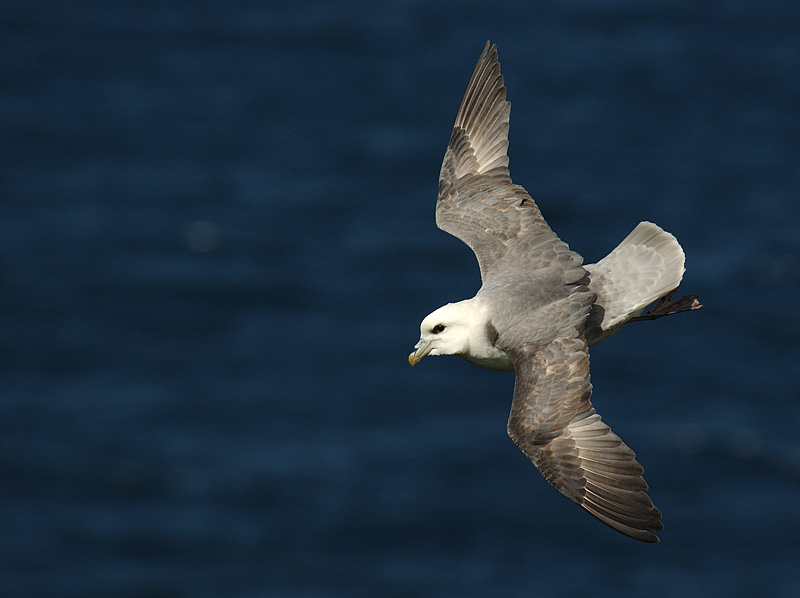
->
2, 1, 799, 596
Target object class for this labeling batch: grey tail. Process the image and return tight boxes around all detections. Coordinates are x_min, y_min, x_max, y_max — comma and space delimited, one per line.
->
584, 221, 697, 345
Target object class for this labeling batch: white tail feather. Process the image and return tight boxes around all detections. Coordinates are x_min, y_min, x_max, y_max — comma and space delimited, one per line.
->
585, 222, 686, 345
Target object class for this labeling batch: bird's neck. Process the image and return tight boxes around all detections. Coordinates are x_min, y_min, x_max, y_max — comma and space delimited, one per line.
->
456, 297, 515, 372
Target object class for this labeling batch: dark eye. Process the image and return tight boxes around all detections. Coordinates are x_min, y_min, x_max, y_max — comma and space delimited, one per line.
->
432, 324, 446, 334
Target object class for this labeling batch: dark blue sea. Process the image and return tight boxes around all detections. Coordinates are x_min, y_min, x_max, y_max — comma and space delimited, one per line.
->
2, 1, 799, 596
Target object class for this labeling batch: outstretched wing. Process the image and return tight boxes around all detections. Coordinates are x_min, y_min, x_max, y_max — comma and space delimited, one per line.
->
506, 337, 663, 543
436, 42, 571, 282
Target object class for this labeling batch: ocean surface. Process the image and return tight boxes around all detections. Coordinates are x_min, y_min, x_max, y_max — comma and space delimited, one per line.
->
2, 1, 799, 596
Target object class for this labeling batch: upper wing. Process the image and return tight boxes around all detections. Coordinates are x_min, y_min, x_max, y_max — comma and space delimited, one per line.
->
506, 337, 663, 543
436, 42, 573, 282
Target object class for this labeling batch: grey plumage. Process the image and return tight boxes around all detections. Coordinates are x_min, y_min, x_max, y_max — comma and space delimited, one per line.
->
585, 221, 688, 345
412, 42, 700, 542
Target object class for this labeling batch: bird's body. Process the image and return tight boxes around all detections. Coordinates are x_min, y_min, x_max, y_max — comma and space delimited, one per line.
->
410, 42, 701, 543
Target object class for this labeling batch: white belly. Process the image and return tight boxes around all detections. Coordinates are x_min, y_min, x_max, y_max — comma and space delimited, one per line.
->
459, 347, 515, 372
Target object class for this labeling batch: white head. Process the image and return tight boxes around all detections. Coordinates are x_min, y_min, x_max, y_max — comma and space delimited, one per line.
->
408, 301, 478, 365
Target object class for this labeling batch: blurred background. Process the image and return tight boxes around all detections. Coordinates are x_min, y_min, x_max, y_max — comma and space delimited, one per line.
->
2, 1, 798, 596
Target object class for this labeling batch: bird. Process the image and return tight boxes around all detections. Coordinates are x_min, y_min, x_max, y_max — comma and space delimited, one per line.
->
409, 42, 701, 542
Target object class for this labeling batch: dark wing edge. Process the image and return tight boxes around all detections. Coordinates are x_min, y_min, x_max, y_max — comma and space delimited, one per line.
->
448, 41, 511, 179
506, 338, 664, 543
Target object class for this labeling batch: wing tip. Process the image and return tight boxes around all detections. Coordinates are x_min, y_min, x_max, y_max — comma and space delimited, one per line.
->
582, 503, 664, 543
446, 40, 511, 178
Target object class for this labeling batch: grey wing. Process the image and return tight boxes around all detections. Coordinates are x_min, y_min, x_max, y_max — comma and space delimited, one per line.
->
436, 42, 575, 282
506, 337, 663, 543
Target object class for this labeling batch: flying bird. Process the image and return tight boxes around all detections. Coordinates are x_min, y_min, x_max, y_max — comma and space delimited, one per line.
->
409, 42, 701, 542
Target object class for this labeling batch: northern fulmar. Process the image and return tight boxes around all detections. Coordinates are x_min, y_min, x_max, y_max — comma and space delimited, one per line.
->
409, 42, 701, 543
